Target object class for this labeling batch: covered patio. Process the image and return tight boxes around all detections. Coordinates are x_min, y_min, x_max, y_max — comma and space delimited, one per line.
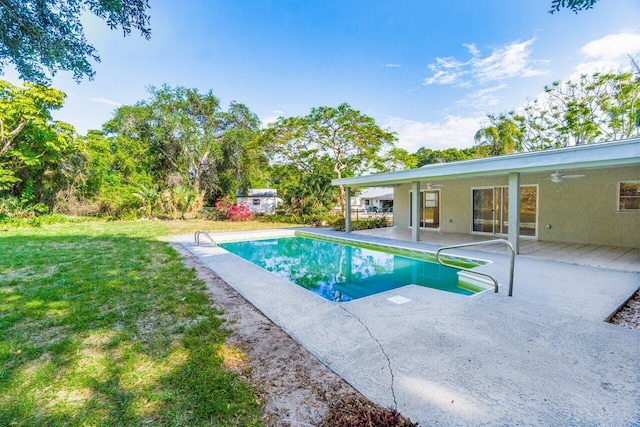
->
353, 227, 640, 272
334, 138, 640, 253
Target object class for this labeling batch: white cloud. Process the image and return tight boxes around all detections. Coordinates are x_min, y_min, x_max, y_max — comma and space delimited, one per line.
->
259, 110, 285, 127
424, 38, 548, 87
384, 63, 402, 68
384, 115, 483, 152
458, 84, 508, 109
467, 84, 508, 97
581, 32, 640, 59
572, 31, 640, 77
91, 97, 122, 107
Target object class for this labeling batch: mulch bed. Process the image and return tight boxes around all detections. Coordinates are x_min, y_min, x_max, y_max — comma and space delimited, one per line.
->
609, 289, 640, 330
318, 395, 419, 427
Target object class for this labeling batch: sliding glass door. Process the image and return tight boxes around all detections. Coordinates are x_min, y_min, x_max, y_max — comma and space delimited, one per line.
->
472, 186, 537, 236
472, 188, 500, 233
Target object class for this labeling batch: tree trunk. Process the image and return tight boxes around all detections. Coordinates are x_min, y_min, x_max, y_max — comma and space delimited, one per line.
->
334, 163, 345, 213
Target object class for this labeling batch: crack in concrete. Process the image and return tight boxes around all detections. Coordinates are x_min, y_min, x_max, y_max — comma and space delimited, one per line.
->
339, 305, 398, 409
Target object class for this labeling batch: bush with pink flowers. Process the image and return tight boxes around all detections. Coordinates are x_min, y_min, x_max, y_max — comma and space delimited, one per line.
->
213, 197, 252, 221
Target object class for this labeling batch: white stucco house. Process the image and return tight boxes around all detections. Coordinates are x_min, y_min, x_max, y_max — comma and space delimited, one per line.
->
236, 189, 282, 214
359, 187, 394, 212
332, 138, 640, 253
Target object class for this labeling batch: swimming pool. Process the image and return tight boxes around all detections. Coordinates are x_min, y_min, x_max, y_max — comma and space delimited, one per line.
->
218, 233, 489, 302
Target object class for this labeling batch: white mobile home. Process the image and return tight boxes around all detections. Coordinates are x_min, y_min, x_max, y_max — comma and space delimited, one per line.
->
236, 189, 281, 214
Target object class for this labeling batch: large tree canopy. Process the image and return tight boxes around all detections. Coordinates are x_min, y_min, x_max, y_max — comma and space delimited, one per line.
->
103, 85, 264, 205
519, 71, 640, 149
0, 0, 151, 83
0, 80, 76, 193
262, 103, 397, 212
474, 71, 640, 152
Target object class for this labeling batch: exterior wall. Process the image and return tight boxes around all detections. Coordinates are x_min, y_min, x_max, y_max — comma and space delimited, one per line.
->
394, 184, 411, 228
391, 165, 640, 248
535, 166, 639, 247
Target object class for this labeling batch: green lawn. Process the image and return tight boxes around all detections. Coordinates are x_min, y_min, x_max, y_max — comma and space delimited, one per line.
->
0, 219, 295, 426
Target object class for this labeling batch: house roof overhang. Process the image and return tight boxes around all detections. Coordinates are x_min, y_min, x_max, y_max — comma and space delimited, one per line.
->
332, 137, 640, 188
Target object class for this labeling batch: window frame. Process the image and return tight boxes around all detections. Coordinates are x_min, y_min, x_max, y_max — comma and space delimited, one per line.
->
618, 181, 640, 212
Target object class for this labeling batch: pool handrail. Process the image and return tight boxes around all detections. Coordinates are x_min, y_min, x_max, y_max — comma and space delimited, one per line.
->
194, 230, 217, 246
436, 239, 515, 296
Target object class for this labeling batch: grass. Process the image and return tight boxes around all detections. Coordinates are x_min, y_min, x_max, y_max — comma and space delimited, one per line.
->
0, 219, 297, 426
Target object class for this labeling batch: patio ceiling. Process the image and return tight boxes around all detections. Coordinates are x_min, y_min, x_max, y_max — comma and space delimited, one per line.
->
333, 137, 640, 188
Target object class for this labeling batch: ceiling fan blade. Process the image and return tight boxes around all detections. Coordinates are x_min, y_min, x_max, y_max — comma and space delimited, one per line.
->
548, 171, 585, 183
425, 181, 444, 189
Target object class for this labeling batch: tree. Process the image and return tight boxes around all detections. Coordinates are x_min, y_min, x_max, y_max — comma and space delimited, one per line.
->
103, 85, 264, 205
70, 130, 154, 216
0, 0, 151, 83
413, 147, 479, 167
268, 158, 336, 215
132, 184, 160, 220
549, 0, 599, 13
383, 147, 419, 171
262, 103, 397, 212
0, 80, 76, 195
518, 71, 640, 150
474, 113, 522, 156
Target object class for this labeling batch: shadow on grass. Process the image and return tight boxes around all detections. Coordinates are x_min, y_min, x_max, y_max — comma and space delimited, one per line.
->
0, 231, 261, 426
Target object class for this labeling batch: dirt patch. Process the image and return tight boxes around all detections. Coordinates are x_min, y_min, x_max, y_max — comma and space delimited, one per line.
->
174, 244, 414, 426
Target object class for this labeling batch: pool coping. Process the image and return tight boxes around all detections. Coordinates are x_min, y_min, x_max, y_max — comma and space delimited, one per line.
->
174, 228, 640, 426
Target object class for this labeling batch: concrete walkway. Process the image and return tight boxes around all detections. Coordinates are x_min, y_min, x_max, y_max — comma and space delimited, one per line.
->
175, 229, 640, 426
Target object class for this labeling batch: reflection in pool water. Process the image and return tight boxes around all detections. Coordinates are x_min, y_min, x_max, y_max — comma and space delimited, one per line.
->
219, 236, 474, 302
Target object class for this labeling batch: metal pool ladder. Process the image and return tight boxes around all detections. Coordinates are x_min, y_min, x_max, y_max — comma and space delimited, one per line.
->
436, 239, 515, 296
194, 230, 217, 246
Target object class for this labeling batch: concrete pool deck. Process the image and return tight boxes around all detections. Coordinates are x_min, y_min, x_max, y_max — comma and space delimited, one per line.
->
174, 229, 640, 426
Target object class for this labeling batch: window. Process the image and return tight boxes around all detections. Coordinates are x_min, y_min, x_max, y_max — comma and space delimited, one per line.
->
252, 198, 261, 206
409, 190, 440, 229
619, 181, 640, 211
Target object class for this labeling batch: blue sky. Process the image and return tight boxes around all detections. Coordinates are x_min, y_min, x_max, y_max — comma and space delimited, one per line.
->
4, 0, 640, 151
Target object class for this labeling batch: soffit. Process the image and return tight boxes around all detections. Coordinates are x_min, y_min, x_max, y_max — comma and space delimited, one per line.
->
332, 138, 640, 187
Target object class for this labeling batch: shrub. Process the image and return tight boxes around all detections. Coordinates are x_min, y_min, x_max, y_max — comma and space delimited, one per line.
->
227, 203, 252, 221
212, 197, 252, 221
0, 197, 50, 220
0, 213, 103, 229
332, 216, 391, 231
261, 212, 340, 226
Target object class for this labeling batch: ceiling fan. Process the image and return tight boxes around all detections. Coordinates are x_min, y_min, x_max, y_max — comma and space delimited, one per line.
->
548, 171, 585, 184
425, 181, 444, 190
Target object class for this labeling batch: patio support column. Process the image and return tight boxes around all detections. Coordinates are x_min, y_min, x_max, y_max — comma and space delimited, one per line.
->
411, 181, 420, 242
345, 186, 352, 233
508, 172, 520, 254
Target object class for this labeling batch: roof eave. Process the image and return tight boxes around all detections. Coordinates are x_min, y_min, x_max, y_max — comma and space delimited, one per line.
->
332, 138, 640, 187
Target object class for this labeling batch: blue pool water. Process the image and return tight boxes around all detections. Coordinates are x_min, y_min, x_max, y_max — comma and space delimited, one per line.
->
219, 235, 478, 302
